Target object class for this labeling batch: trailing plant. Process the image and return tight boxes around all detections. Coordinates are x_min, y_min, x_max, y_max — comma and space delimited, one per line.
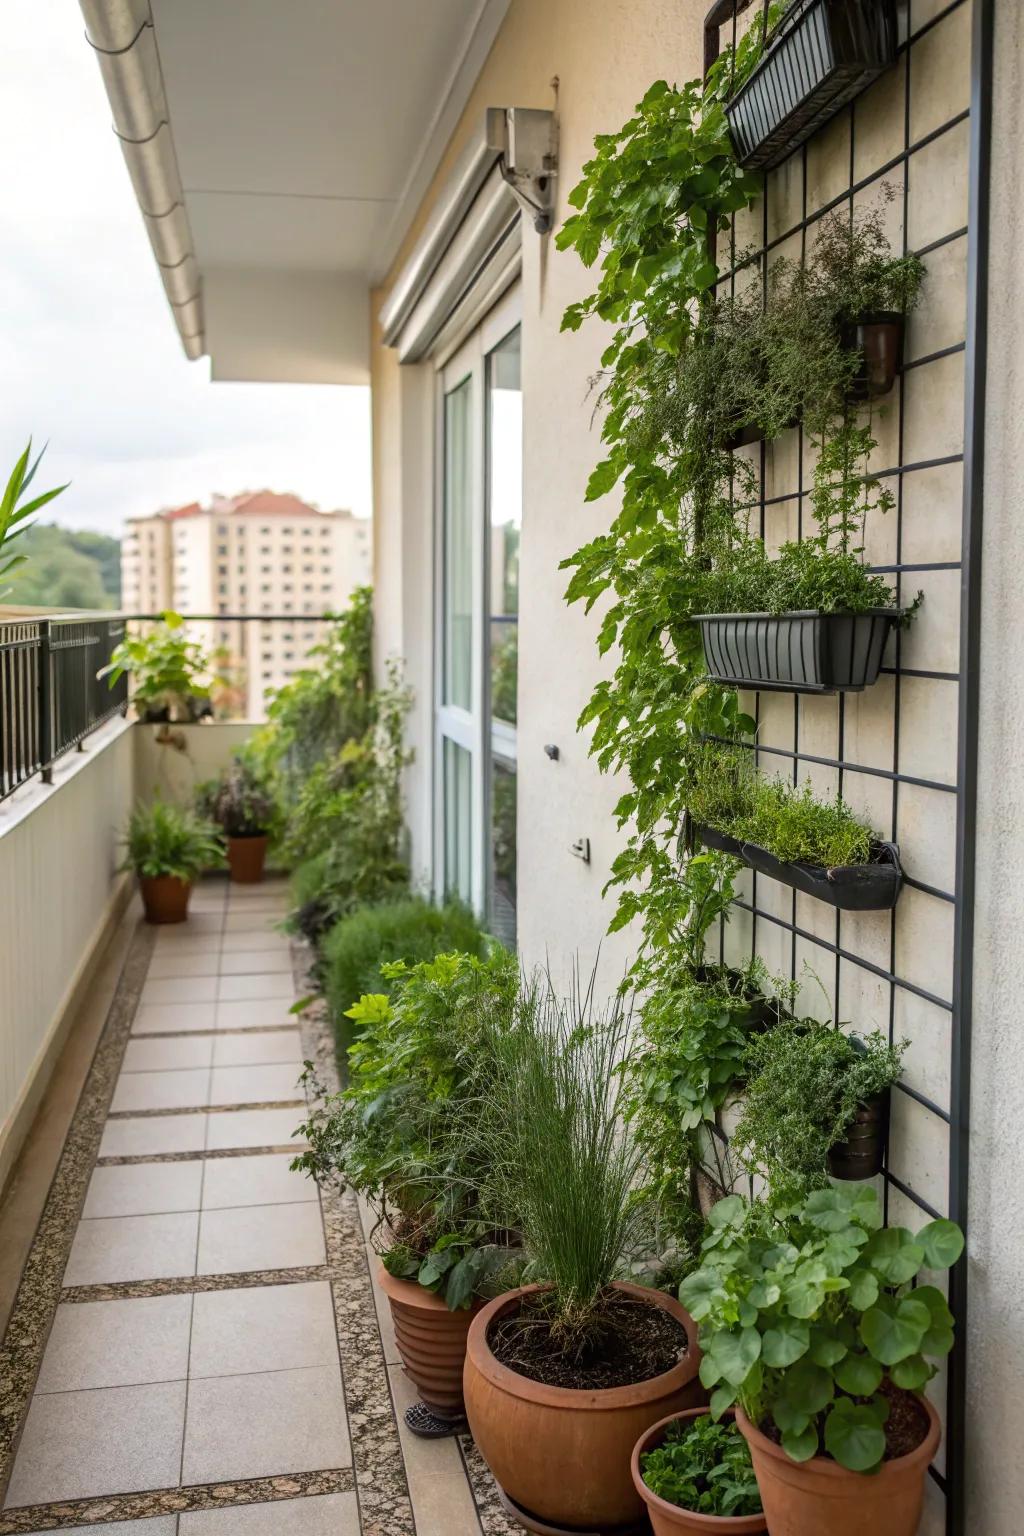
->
806, 196, 925, 324
121, 798, 222, 882
733, 1018, 907, 1200
679, 1185, 963, 1472
640, 1412, 762, 1518
0, 441, 68, 596
322, 896, 490, 1051
101, 612, 214, 722
293, 949, 519, 1309
196, 747, 278, 839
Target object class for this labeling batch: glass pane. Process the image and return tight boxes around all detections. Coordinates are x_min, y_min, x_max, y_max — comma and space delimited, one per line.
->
487, 329, 521, 726
444, 737, 473, 903
443, 376, 473, 710
490, 758, 517, 947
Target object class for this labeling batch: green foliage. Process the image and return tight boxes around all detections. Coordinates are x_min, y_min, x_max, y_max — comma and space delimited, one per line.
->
100, 612, 214, 721
640, 1413, 762, 1518
196, 748, 278, 840
122, 798, 222, 881
806, 197, 925, 323
322, 897, 490, 1049
733, 1019, 907, 1200
292, 950, 519, 1308
679, 1186, 963, 1471
9, 523, 121, 609
0, 442, 68, 596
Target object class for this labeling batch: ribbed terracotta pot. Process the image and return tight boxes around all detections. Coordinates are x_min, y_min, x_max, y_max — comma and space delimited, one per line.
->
632, 1410, 767, 1535
226, 834, 268, 885
464, 1282, 703, 1530
377, 1265, 479, 1418
139, 875, 192, 924
735, 1397, 940, 1536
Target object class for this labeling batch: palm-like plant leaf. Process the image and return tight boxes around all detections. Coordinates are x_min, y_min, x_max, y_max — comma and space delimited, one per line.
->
0, 441, 69, 595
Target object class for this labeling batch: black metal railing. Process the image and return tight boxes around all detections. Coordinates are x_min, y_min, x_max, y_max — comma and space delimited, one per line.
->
0, 614, 128, 802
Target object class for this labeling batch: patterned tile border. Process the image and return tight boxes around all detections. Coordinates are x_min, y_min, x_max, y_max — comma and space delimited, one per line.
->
106, 1100, 305, 1121
61, 1264, 334, 1304
0, 923, 155, 1502
458, 1436, 520, 1536
96, 1144, 302, 1166
0, 1467, 354, 1533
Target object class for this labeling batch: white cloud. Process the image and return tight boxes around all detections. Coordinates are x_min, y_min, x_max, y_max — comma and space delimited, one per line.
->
0, 0, 372, 534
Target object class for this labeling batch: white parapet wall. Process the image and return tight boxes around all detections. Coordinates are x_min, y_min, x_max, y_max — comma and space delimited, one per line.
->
132, 720, 258, 809
0, 718, 135, 1190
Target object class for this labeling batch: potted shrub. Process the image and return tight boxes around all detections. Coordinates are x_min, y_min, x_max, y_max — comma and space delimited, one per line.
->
197, 751, 277, 884
631, 1408, 766, 1534
733, 1017, 907, 1196
680, 1186, 963, 1536
99, 611, 215, 722
293, 949, 520, 1437
123, 799, 222, 924
463, 981, 703, 1531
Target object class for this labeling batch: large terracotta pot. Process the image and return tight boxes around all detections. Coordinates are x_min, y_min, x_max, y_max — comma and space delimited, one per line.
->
139, 875, 192, 924
464, 1282, 703, 1530
377, 1264, 479, 1418
736, 1397, 940, 1536
632, 1410, 767, 1535
226, 834, 268, 885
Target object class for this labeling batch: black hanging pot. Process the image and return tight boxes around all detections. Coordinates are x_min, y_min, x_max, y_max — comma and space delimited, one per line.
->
725, 0, 898, 173
828, 1091, 891, 1180
695, 609, 899, 694
691, 822, 904, 912
691, 963, 787, 1033
841, 311, 905, 400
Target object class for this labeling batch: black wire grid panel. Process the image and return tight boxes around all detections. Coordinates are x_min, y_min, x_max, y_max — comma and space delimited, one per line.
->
699, 4, 991, 1533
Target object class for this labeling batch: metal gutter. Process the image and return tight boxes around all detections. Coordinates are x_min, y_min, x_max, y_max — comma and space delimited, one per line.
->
79, 0, 204, 359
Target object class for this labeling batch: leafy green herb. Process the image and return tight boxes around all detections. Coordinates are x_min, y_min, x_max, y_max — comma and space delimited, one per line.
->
641, 1413, 762, 1517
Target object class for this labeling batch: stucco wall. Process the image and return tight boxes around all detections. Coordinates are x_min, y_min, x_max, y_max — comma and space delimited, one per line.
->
132, 721, 256, 809
965, 1, 1024, 1528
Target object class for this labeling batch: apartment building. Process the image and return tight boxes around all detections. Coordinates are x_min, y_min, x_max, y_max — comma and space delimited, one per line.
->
121, 490, 371, 718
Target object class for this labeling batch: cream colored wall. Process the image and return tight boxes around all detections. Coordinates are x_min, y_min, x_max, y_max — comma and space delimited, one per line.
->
132, 721, 256, 809
0, 721, 134, 1189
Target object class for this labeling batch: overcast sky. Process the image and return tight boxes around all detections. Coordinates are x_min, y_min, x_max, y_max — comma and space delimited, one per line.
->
0, 0, 372, 538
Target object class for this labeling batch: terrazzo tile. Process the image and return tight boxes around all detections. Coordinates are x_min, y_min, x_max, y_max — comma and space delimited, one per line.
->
207, 1065, 303, 1107
189, 1281, 336, 1378
141, 977, 218, 1007
132, 1003, 218, 1036
35, 1295, 192, 1393
83, 1161, 204, 1219
211, 1031, 303, 1068
63, 1213, 199, 1286
121, 1037, 215, 1073
111, 1070, 211, 1114
99, 1114, 208, 1159
204, 1108, 308, 1152
179, 1493, 358, 1534
181, 1366, 349, 1484
196, 1202, 325, 1275
4, 1380, 186, 1506
214, 1001, 298, 1030
200, 1154, 313, 1210
216, 976, 296, 1003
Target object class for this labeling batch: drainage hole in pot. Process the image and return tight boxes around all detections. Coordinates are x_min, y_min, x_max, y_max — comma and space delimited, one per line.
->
487, 1289, 688, 1391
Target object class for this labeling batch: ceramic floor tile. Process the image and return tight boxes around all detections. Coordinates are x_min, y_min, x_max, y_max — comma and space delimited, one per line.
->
196, 1202, 325, 1275
217, 975, 296, 1002
211, 1030, 303, 1067
122, 1036, 215, 1073
38, 1521, 178, 1536
3, 1380, 187, 1506
152, 930, 222, 952
227, 880, 289, 898
181, 1366, 348, 1484
189, 1281, 337, 1378
204, 1108, 308, 1152
147, 951, 222, 979
220, 930, 291, 954
133, 1002, 218, 1036
207, 1064, 303, 1107
155, 913, 222, 937
141, 976, 218, 1007
111, 1068, 211, 1113
218, 950, 293, 975
99, 1113, 208, 1158
200, 1154, 315, 1210
215, 1000, 298, 1030
83, 1161, 204, 1218
179, 1494, 358, 1535
64, 1212, 199, 1286
36, 1295, 193, 1393
224, 913, 282, 933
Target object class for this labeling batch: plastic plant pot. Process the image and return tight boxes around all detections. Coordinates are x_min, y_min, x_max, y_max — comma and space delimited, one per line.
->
695, 610, 899, 694
692, 824, 904, 912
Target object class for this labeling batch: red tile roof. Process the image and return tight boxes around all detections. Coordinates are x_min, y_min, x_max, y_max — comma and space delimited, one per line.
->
223, 491, 325, 518
164, 501, 202, 521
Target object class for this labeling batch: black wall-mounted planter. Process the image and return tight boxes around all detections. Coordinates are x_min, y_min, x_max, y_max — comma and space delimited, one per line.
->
692, 962, 787, 1033
695, 609, 898, 694
693, 822, 904, 911
827, 1091, 890, 1180
725, 0, 898, 173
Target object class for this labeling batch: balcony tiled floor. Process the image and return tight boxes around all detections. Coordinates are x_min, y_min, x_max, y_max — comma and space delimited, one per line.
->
0, 879, 513, 1536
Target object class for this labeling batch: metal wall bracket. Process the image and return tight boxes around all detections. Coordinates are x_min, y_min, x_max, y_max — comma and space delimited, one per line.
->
487, 107, 558, 233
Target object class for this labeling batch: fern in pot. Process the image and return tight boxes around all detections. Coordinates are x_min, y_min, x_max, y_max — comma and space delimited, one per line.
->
122, 800, 222, 924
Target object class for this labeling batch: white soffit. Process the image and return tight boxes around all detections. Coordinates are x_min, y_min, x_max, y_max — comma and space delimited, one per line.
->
79, 0, 512, 380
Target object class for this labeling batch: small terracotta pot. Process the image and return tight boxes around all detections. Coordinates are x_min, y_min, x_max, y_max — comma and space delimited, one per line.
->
632, 1409, 767, 1535
464, 1282, 704, 1530
139, 875, 192, 925
377, 1265, 479, 1418
226, 834, 268, 885
735, 1397, 940, 1536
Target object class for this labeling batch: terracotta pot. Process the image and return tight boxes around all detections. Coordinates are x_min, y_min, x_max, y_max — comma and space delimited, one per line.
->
139, 875, 192, 925
377, 1264, 479, 1418
632, 1410, 767, 1535
735, 1397, 940, 1536
226, 834, 268, 885
464, 1282, 703, 1530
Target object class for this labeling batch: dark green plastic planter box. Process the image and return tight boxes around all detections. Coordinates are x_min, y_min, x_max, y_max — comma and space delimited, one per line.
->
693, 822, 904, 911
695, 609, 898, 694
